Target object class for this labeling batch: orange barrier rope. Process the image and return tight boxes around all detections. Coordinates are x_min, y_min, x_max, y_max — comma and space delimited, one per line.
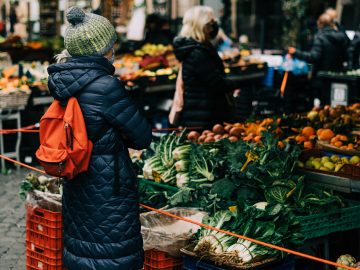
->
0, 129, 40, 134
0, 150, 358, 270
0, 124, 39, 134
152, 127, 203, 132
0, 154, 46, 174
0, 126, 202, 134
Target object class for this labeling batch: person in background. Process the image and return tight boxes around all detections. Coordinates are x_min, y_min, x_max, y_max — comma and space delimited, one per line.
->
288, 13, 348, 76
144, 13, 174, 45
288, 13, 349, 105
348, 25, 360, 70
325, 8, 346, 33
9, 1, 18, 34
173, 6, 238, 128
47, 6, 152, 270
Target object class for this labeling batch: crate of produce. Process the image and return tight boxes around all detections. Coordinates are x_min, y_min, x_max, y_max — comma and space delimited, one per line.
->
26, 248, 62, 270
298, 149, 360, 179
144, 249, 182, 270
0, 91, 30, 109
181, 245, 280, 270
26, 205, 62, 238
298, 200, 360, 239
182, 254, 295, 270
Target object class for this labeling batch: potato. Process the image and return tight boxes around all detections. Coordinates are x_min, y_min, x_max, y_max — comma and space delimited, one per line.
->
214, 134, 222, 141
187, 131, 200, 141
229, 127, 242, 137
229, 136, 239, 142
198, 135, 206, 143
212, 124, 225, 135
224, 125, 232, 132
204, 136, 215, 143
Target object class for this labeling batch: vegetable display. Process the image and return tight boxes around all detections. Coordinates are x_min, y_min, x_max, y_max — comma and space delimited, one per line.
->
140, 129, 345, 216
193, 203, 302, 264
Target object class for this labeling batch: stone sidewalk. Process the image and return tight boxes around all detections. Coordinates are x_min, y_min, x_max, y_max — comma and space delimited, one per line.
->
0, 168, 29, 269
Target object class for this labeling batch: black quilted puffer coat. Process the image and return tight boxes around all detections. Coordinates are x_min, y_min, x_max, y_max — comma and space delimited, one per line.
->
47, 56, 152, 270
173, 37, 237, 128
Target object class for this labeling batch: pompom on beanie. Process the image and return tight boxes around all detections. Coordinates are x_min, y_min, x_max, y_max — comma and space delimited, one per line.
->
64, 6, 117, 56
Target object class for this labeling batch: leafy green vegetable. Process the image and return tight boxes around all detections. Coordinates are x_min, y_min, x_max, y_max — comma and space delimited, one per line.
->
193, 203, 303, 263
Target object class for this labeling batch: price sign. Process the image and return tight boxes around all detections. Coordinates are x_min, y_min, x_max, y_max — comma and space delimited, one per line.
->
331, 83, 348, 107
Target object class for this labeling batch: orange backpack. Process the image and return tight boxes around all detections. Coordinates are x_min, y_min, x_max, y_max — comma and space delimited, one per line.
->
35, 97, 93, 180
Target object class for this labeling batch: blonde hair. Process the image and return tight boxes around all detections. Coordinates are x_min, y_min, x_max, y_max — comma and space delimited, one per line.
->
179, 6, 215, 43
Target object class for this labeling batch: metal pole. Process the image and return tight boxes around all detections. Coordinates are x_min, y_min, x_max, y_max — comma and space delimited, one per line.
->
260, 18, 265, 53
27, 0, 31, 40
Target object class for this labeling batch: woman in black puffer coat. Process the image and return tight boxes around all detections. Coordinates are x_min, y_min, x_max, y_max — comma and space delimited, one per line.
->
173, 6, 237, 128
47, 7, 152, 270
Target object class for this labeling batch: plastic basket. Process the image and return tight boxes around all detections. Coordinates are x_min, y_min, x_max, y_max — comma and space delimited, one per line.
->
26, 229, 63, 250
27, 205, 62, 222
144, 250, 182, 270
26, 207, 62, 238
26, 248, 62, 270
298, 200, 360, 239
0, 91, 30, 109
182, 254, 294, 270
26, 241, 62, 259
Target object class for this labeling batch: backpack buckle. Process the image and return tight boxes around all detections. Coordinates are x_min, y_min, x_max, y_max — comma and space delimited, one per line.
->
58, 162, 64, 175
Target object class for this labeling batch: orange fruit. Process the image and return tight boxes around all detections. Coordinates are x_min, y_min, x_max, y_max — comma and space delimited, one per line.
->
334, 141, 343, 148
317, 128, 324, 136
296, 135, 308, 144
331, 137, 338, 144
338, 135, 348, 141
347, 143, 354, 150
302, 127, 315, 137
304, 141, 313, 149
318, 129, 335, 141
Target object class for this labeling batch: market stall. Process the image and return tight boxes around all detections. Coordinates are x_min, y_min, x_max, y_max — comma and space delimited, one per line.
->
15, 102, 360, 270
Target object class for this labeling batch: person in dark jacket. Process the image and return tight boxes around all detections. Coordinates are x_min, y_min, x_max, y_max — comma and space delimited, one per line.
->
173, 6, 238, 128
288, 13, 348, 75
348, 25, 360, 70
325, 8, 348, 34
47, 7, 152, 270
288, 13, 349, 105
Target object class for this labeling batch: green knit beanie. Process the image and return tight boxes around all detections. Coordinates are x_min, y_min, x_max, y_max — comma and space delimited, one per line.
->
64, 6, 117, 56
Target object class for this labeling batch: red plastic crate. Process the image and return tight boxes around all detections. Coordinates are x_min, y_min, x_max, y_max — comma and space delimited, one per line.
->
27, 218, 62, 238
26, 265, 64, 270
26, 204, 62, 225
26, 229, 63, 250
26, 249, 62, 270
144, 250, 182, 270
26, 241, 62, 259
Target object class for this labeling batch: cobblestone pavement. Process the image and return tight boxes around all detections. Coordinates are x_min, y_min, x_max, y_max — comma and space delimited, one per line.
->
0, 168, 30, 270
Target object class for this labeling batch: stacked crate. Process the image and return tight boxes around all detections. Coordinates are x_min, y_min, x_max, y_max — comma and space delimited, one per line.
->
26, 204, 63, 270
144, 249, 182, 270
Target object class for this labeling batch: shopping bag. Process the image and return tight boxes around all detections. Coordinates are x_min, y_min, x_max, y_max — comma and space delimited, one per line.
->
169, 64, 184, 126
